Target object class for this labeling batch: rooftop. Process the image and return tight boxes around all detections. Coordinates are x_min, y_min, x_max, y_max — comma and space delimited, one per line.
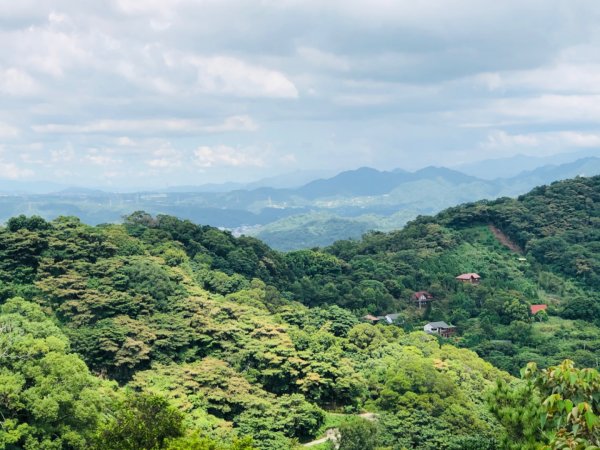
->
426, 321, 454, 329
530, 304, 548, 315
456, 273, 481, 280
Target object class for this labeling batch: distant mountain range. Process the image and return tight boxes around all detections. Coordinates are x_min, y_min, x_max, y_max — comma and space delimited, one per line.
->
248, 156, 600, 249
453, 148, 599, 179
0, 156, 598, 250
293, 166, 480, 199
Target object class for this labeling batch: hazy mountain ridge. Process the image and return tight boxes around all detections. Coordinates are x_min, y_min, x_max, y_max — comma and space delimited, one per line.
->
453, 149, 600, 179
251, 157, 600, 248
0, 157, 598, 250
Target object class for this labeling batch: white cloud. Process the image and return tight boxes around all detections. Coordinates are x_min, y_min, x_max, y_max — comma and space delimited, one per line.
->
113, 60, 178, 94
147, 158, 175, 168
269, 0, 532, 27
193, 145, 265, 168
0, 163, 33, 179
0, 160, 33, 179
333, 93, 392, 106
51, 146, 76, 163
185, 55, 299, 98
483, 130, 541, 148
297, 47, 350, 71
482, 130, 600, 151
86, 149, 121, 166
475, 72, 503, 91
32, 115, 258, 135
115, 136, 136, 146
16, 24, 90, 77
146, 146, 182, 169
557, 131, 600, 147
20, 152, 45, 164
477, 63, 600, 94
0, 67, 40, 95
490, 94, 600, 123
113, 0, 186, 16
202, 115, 259, 132
279, 153, 297, 164
149, 19, 173, 31
0, 123, 19, 138
0, 0, 599, 187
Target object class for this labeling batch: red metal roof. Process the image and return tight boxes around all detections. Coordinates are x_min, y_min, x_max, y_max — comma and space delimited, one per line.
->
530, 304, 548, 315
412, 291, 433, 300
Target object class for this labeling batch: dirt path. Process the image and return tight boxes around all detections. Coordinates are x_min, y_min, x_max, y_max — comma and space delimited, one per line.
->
303, 435, 332, 447
302, 413, 378, 447
303, 429, 338, 447
488, 224, 523, 254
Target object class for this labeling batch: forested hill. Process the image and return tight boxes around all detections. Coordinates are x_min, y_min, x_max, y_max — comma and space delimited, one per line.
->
0, 175, 599, 449
277, 175, 600, 373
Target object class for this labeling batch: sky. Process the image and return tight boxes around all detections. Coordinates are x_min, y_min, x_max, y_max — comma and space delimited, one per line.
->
1, 0, 600, 189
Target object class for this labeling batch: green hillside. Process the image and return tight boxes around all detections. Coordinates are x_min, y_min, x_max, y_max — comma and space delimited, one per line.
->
1, 176, 599, 449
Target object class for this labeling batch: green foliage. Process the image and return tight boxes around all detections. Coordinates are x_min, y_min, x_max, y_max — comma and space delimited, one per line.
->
0, 176, 598, 449
337, 417, 380, 450
356, 332, 507, 449
0, 297, 117, 450
489, 378, 544, 449
524, 360, 600, 448
491, 359, 600, 450
94, 391, 185, 450
166, 434, 256, 450
130, 358, 325, 449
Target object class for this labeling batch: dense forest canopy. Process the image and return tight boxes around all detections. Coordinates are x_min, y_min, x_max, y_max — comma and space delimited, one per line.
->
0, 175, 599, 449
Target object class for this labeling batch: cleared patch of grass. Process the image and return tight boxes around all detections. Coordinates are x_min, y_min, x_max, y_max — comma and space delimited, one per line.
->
316, 412, 347, 436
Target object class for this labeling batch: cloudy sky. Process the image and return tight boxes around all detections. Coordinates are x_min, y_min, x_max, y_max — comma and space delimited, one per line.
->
1, 0, 600, 188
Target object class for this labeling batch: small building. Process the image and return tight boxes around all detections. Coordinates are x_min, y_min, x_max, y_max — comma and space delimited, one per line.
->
530, 304, 548, 315
363, 313, 402, 325
424, 321, 456, 338
362, 314, 383, 323
384, 313, 401, 324
412, 291, 434, 309
456, 273, 481, 284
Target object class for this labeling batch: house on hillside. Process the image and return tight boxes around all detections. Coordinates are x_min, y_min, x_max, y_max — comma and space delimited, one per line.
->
424, 321, 456, 338
362, 313, 402, 325
530, 304, 548, 315
384, 313, 401, 324
456, 273, 481, 284
412, 291, 434, 309
362, 314, 383, 323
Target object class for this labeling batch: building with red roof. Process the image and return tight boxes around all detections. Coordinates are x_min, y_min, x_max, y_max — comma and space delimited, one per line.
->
412, 291, 434, 309
530, 304, 548, 315
455, 273, 481, 284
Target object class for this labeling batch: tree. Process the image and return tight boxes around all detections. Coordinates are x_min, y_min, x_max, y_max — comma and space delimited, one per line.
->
489, 378, 544, 449
491, 359, 600, 450
94, 391, 184, 450
0, 297, 116, 449
166, 434, 256, 450
337, 417, 380, 450
523, 360, 600, 449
